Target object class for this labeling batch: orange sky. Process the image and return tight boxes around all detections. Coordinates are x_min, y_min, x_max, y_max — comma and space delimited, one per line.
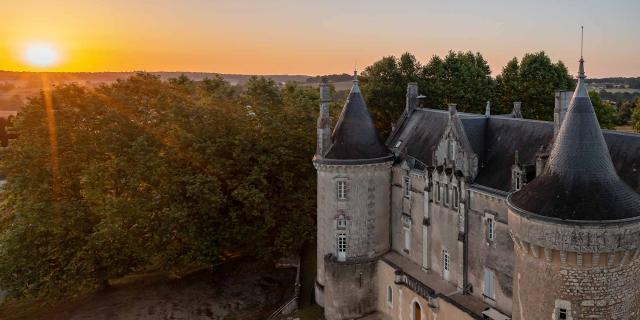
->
1, 0, 639, 77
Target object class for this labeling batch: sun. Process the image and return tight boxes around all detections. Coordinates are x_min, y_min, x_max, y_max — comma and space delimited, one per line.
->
23, 44, 59, 68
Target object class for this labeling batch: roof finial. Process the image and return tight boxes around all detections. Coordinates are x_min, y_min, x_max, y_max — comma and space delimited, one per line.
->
578, 26, 585, 79
350, 69, 360, 93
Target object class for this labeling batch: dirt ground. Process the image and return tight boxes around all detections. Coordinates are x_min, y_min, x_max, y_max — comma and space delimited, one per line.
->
0, 259, 296, 320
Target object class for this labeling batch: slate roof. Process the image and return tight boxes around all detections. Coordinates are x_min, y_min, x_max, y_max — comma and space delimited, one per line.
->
387, 109, 449, 166
389, 107, 640, 195
474, 118, 554, 191
319, 78, 393, 165
509, 60, 640, 221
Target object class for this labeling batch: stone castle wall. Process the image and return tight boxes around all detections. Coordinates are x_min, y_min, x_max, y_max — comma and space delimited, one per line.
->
323, 256, 378, 320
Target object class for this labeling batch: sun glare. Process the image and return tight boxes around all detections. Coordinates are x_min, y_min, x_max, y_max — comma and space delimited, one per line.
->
24, 44, 59, 68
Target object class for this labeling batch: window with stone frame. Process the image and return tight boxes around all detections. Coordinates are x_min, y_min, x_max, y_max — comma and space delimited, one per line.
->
554, 299, 572, 320
448, 139, 456, 160
337, 180, 347, 200
336, 214, 347, 230
403, 175, 411, 198
485, 215, 495, 242
435, 182, 441, 203
443, 183, 449, 206
387, 286, 393, 305
452, 185, 459, 209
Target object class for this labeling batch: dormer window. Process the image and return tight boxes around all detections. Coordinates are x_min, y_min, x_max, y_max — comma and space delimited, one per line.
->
337, 180, 347, 200
394, 140, 403, 148
448, 140, 456, 160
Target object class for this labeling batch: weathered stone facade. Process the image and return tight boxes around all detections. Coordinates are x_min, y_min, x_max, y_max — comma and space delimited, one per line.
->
314, 63, 640, 320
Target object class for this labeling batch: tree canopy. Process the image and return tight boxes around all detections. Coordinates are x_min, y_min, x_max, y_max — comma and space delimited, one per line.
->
0, 74, 318, 299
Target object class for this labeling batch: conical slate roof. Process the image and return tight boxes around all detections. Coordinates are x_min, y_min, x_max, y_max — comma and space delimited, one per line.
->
509, 58, 640, 221
320, 74, 393, 164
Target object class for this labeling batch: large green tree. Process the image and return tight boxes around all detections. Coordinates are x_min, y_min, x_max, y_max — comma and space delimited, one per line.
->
589, 90, 616, 130
421, 51, 495, 114
496, 52, 574, 120
0, 74, 317, 299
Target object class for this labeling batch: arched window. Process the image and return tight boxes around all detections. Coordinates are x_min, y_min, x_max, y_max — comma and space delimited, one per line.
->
413, 301, 422, 320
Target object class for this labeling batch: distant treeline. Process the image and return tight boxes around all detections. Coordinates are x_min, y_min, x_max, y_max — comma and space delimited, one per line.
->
305, 73, 353, 83
588, 77, 640, 89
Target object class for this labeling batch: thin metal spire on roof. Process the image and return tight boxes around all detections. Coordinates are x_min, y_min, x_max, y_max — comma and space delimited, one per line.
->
578, 26, 585, 79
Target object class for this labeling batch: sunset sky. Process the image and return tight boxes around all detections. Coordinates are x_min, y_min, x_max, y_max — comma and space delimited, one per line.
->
1, 0, 639, 77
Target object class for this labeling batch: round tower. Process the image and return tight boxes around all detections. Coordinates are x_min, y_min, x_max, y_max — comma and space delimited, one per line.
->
313, 72, 394, 320
507, 56, 640, 319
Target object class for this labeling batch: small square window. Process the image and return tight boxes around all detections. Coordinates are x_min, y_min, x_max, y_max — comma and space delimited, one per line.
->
401, 213, 412, 227
394, 140, 402, 148
336, 217, 347, 230
558, 308, 567, 320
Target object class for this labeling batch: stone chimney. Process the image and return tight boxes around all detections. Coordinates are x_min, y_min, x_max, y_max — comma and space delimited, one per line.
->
406, 82, 419, 113
554, 90, 572, 136
512, 102, 523, 118
316, 80, 332, 157
448, 103, 457, 119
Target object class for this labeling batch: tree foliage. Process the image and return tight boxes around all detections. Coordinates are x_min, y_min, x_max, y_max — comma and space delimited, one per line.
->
0, 74, 317, 299
496, 52, 574, 120
589, 90, 616, 130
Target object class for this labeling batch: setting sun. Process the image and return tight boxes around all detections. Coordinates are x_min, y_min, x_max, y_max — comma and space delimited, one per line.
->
23, 44, 59, 67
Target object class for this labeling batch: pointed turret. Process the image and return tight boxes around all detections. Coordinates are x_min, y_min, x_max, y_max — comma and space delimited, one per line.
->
509, 55, 640, 220
317, 71, 393, 164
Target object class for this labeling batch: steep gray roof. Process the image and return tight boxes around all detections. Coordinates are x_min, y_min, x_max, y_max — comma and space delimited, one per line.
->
320, 77, 393, 164
475, 118, 554, 191
510, 60, 640, 221
387, 109, 449, 166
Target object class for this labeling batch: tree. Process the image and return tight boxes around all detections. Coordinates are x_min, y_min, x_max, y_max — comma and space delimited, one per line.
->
0, 74, 318, 299
359, 53, 421, 137
422, 51, 495, 114
631, 99, 640, 133
589, 91, 616, 129
496, 52, 574, 120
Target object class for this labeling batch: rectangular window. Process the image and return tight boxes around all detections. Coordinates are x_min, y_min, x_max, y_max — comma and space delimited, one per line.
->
443, 250, 450, 271
448, 140, 455, 160
515, 174, 521, 191
442, 249, 450, 280
444, 184, 449, 206
387, 286, 393, 305
336, 217, 347, 229
401, 213, 412, 227
404, 229, 411, 252
487, 217, 495, 241
452, 186, 459, 208
403, 176, 411, 198
337, 233, 347, 261
483, 269, 495, 299
436, 182, 441, 203
337, 180, 347, 200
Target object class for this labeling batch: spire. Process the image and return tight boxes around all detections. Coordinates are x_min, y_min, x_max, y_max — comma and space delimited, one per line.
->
316, 70, 392, 164
578, 26, 585, 79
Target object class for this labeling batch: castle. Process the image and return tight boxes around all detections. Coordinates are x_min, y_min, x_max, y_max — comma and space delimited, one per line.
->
312, 55, 640, 320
